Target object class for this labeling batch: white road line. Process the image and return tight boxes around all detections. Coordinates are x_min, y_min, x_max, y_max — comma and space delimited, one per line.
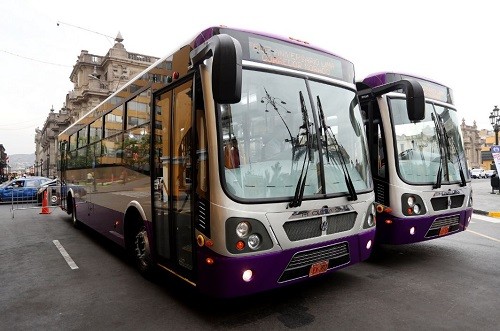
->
466, 230, 500, 243
473, 214, 500, 223
52, 240, 79, 270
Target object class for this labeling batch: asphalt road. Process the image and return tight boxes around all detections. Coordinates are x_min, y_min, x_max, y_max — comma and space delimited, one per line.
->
0, 201, 498, 330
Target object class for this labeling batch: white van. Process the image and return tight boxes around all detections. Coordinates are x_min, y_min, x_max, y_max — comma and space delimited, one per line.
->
470, 168, 486, 179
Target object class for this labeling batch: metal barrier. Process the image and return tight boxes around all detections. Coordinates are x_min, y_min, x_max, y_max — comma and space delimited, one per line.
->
10, 187, 59, 218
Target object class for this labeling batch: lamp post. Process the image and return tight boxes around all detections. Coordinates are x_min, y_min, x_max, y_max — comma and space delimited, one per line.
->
489, 105, 500, 145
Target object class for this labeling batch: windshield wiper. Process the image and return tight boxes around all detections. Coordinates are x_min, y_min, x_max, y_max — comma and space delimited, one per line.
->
317, 96, 357, 201
289, 91, 312, 208
438, 114, 467, 187
431, 112, 444, 189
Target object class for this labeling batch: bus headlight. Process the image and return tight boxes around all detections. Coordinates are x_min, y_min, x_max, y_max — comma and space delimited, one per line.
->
226, 218, 273, 254
407, 196, 416, 207
236, 221, 250, 238
247, 234, 261, 250
363, 203, 376, 229
365, 214, 374, 227
401, 193, 426, 216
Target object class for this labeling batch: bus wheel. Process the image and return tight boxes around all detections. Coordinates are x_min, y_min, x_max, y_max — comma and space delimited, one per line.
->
69, 198, 80, 229
133, 225, 154, 276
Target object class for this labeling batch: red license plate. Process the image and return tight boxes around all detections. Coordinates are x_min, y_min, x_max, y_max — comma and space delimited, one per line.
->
439, 226, 450, 236
309, 260, 329, 277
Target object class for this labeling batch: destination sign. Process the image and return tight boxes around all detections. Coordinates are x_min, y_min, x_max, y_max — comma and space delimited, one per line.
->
247, 36, 350, 82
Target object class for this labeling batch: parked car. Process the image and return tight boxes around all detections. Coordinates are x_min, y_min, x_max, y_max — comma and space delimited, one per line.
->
470, 168, 486, 179
485, 170, 497, 178
0, 176, 52, 202
36, 178, 87, 204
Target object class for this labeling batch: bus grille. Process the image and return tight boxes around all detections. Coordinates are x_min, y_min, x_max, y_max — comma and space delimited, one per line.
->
326, 212, 356, 234
283, 212, 356, 241
278, 242, 350, 282
425, 215, 460, 238
431, 195, 465, 211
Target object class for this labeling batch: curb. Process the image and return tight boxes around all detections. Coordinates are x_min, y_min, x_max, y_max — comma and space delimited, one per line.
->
473, 209, 500, 218
489, 211, 500, 218
473, 209, 489, 216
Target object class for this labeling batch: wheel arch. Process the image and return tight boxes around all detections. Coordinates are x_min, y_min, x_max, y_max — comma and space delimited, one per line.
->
123, 201, 149, 251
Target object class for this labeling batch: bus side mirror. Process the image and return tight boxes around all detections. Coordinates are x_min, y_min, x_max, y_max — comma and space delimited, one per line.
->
402, 79, 425, 122
358, 79, 425, 122
190, 34, 242, 104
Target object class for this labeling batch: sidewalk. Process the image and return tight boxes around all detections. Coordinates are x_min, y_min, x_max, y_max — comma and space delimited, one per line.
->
470, 178, 500, 218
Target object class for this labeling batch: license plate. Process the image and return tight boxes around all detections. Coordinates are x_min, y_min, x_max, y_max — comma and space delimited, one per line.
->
439, 225, 450, 236
309, 260, 329, 277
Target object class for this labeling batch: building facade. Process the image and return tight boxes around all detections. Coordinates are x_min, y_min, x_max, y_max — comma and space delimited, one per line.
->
479, 131, 497, 171
34, 106, 71, 178
460, 119, 483, 169
35, 33, 159, 178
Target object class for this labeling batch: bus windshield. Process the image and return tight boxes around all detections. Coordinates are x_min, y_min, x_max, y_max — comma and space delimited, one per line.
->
390, 98, 467, 185
220, 68, 370, 200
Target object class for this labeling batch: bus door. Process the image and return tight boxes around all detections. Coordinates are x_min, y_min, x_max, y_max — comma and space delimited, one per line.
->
152, 78, 195, 277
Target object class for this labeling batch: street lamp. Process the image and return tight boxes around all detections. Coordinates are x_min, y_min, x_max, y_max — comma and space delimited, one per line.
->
489, 105, 500, 145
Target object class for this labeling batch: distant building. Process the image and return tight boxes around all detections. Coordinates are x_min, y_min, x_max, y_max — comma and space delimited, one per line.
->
478, 129, 498, 170
35, 33, 159, 177
34, 106, 71, 178
460, 119, 483, 169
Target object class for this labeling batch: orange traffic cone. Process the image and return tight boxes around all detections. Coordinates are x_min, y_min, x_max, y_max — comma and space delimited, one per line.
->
40, 190, 51, 214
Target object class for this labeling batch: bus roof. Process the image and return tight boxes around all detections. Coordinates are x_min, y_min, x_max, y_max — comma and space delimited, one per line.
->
192, 26, 352, 62
362, 72, 454, 104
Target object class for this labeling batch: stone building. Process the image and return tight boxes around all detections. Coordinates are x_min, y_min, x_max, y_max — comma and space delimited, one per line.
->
66, 32, 158, 122
34, 106, 71, 178
479, 130, 497, 170
460, 119, 483, 169
35, 33, 159, 177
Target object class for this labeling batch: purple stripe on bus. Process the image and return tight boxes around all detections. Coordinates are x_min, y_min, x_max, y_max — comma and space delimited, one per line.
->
374, 208, 472, 245
196, 229, 376, 298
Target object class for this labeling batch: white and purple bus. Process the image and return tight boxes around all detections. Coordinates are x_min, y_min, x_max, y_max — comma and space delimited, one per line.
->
357, 72, 473, 245
58, 27, 376, 297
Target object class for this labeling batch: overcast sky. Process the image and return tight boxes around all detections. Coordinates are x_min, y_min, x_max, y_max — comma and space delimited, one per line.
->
1, 1, 499, 155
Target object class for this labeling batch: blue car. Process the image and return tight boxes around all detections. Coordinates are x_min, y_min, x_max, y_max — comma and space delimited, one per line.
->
0, 176, 52, 202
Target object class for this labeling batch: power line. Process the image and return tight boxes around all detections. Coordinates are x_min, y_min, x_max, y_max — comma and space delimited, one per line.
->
0, 49, 72, 67
56, 21, 115, 45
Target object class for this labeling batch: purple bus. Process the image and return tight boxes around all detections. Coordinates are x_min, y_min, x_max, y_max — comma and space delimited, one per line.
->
357, 72, 473, 245
58, 27, 376, 298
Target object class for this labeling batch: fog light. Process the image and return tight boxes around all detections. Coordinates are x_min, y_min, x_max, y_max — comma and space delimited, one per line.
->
410, 227, 415, 235
366, 240, 372, 250
242, 269, 253, 282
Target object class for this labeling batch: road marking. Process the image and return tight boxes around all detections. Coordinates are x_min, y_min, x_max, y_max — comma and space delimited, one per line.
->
53, 240, 79, 270
473, 214, 500, 223
466, 230, 500, 243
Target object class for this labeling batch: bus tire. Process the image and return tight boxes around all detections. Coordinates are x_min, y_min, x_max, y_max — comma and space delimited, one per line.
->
68, 196, 80, 229
133, 224, 154, 277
